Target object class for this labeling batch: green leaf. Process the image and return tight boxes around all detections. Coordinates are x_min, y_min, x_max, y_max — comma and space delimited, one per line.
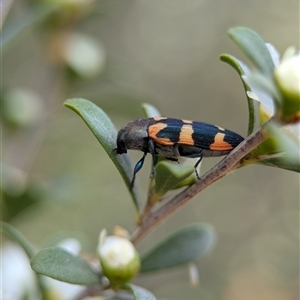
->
244, 122, 300, 172
1, 5, 57, 53
244, 72, 282, 108
123, 284, 157, 300
259, 122, 300, 172
220, 54, 251, 81
141, 223, 216, 273
64, 98, 140, 211
141, 103, 161, 118
220, 53, 260, 135
31, 247, 100, 285
153, 161, 195, 200
228, 27, 275, 78
1, 222, 35, 259
255, 156, 300, 173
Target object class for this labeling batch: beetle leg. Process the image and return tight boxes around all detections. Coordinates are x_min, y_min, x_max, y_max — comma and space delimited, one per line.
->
131, 152, 147, 188
148, 140, 157, 178
194, 153, 203, 180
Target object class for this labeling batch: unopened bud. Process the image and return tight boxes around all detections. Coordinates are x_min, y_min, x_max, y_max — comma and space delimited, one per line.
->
274, 49, 300, 121
97, 229, 140, 287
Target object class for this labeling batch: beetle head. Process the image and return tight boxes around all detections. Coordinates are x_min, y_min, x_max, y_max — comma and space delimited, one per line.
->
116, 128, 128, 154
116, 119, 149, 154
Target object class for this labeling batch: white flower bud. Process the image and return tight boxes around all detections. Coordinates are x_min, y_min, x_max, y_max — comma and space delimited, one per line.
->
274, 51, 300, 103
97, 230, 140, 287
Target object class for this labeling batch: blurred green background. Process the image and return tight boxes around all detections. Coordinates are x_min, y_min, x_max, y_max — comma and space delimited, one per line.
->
2, 0, 299, 299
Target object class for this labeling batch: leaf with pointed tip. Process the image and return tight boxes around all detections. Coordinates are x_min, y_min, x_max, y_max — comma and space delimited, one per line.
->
220, 54, 260, 135
141, 103, 161, 118
31, 247, 100, 285
123, 284, 157, 300
141, 223, 216, 273
228, 27, 274, 78
64, 98, 140, 211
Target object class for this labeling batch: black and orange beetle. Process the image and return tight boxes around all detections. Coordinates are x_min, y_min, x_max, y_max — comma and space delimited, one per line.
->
115, 117, 244, 187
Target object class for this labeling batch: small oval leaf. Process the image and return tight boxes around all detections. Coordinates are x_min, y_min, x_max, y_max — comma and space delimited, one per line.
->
154, 161, 194, 199
64, 98, 140, 211
124, 284, 157, 300
245, 122, 300, 173
31, 247, 100, 285
228, 27, 275, 78
141, 223, 216, 273
267, 122, 300, 163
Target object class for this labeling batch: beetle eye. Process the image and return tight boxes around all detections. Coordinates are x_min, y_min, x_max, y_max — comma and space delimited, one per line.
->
117, 138, 127, 154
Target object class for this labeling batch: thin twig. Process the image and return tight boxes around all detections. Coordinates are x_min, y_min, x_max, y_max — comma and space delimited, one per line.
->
131, 120, 269, 243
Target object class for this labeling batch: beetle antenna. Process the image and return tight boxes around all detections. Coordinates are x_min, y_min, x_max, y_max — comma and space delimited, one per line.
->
110, 148, 117, 158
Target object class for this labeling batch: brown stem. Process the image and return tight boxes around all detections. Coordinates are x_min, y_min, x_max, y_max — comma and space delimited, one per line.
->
131, 120, 269, 244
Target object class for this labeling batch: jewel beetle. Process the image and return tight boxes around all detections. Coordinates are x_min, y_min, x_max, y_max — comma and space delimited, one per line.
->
114, 117, 244, 187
